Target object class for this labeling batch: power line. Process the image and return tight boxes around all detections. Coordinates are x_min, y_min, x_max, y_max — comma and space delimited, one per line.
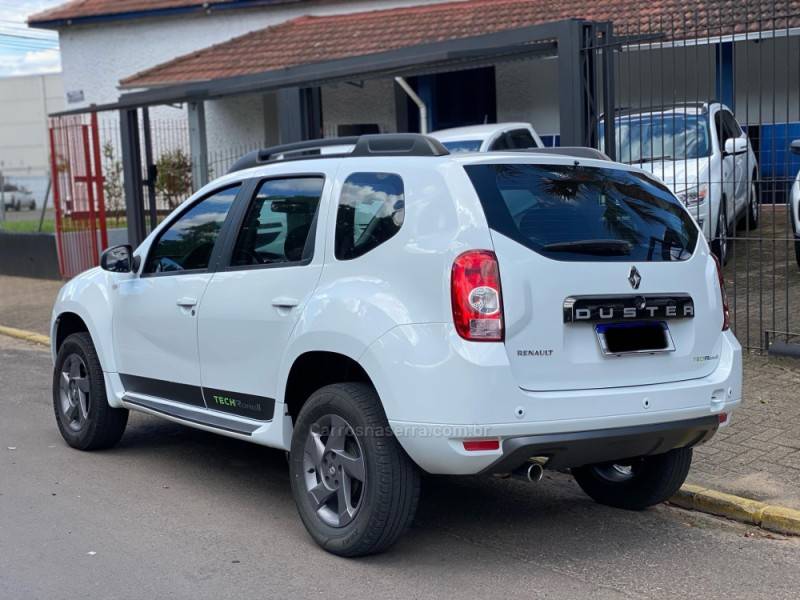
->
0, 39, 59, 51
0, 30, 58, 42
0, 28, 58, 41
0, 41, 59, 53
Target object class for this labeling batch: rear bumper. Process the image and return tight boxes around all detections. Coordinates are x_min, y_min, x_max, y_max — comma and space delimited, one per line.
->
368, 325, 741, 475
481, 415, 718, 473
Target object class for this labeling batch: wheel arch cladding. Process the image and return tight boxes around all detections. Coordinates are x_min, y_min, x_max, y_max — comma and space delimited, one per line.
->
284, 351, 373, 423
55, 312, 89, 352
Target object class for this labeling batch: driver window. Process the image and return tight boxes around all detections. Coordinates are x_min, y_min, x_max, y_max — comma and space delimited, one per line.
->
144, 185, 239, 274
714, 112, 726, 149
230, 177, 323, 267
490, 133, 512, 151
723, 111, 743, 138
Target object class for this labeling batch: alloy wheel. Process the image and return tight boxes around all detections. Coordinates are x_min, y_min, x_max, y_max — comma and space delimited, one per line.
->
302, 414, 366, 528
59, 354, 90, 432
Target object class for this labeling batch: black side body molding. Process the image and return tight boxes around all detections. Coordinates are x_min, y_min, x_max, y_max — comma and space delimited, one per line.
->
123, 395, 261, 436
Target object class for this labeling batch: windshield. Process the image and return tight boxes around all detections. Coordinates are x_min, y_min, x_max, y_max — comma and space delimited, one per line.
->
465, 163, 698, 262
442, 139, 483, 153
599, 113, 711, 163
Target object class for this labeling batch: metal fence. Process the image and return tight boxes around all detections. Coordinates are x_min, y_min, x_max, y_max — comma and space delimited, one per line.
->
49, 113, 107, 278
47, 2, 800, 354
590, 2, 800, 352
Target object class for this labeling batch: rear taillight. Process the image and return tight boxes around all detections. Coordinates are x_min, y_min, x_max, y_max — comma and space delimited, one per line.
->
712, 254, 730, 331
451, 250, 504, 341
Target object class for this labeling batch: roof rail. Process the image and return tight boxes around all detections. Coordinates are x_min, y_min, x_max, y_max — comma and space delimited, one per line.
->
512, 147, 612, 161
227, 133, 449, 174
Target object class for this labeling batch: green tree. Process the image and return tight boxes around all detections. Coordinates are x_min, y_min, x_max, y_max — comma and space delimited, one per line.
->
102, 142, 124, 226
156, 149, 192, 210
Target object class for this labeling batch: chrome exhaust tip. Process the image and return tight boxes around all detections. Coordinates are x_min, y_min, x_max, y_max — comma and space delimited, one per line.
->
526, 462, 544, 483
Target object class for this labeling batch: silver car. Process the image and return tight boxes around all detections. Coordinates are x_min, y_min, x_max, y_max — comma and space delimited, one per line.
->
603, 102, 759, 265
791, 140, 800, 268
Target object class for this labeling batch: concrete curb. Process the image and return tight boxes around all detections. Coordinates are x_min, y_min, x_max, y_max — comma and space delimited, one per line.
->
0, 324, 50, 347
671, 484, 800, 536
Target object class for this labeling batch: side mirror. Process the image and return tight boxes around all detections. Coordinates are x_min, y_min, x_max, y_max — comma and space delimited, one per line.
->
791, 139, 800, 156
724, 137, 748, 156
100, 244, 135, 273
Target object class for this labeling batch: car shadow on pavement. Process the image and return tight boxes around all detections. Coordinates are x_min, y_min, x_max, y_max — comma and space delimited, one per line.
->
109, 414, 725, 565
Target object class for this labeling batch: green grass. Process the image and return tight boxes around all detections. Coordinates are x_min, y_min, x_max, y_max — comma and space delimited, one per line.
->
0, 217, 127, 235
0, 219, 55, 234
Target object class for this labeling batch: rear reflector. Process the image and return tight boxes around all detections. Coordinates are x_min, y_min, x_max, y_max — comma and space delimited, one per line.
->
463, 439, 500, 452
718, 413, 728, 424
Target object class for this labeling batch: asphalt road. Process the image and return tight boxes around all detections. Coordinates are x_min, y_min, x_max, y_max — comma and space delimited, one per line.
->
1, 335, 799, 600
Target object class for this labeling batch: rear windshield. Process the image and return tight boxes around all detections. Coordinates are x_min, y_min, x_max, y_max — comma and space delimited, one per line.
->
442, 140, 483, 153
465, 163, 698, 262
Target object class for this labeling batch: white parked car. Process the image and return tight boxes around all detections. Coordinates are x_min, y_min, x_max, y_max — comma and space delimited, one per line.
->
791, 140, 800, 268
603, 102, 759, 264
430, 122, 544, 153
50, 134, 741, 557
2, 183, 36, 211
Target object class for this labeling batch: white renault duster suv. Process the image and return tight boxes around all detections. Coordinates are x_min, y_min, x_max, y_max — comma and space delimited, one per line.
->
50, 134, 741, 557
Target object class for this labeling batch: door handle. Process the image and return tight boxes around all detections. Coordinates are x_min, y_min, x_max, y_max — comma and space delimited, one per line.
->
176, 297, 198, 308
271, 297, 299, 309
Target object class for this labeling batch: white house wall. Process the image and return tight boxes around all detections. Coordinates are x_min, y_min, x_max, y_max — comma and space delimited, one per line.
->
55, 0, 469, 107
0, 73, 64, 188
55, 0, 466, 157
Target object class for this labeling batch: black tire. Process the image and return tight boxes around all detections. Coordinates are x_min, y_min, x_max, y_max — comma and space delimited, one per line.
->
795, 238, 800, 270
572, 447, 693, 510
711, 203, 729, 266
746, 180, 759, 230
289, 382, 420, 557
53, 332, 128, 450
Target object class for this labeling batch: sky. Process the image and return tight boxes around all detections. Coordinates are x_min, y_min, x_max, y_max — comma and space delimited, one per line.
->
0, 0, 65, 77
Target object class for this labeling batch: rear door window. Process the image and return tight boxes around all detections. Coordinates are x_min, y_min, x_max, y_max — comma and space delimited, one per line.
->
230, 177, 323, 267
465, 163, 698, 262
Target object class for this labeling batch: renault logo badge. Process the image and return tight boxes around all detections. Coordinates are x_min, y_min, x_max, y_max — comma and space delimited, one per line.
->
628, 266, 642, 290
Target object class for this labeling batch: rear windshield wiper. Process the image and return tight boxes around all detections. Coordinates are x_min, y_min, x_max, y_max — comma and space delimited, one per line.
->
542, 239, 632, 256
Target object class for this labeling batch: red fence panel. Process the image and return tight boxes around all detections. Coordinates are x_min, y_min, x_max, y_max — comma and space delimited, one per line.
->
49, 114, 108, 279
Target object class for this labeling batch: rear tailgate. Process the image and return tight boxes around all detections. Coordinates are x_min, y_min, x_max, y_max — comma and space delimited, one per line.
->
492, 233, 723, 391
465, 161, 725, 392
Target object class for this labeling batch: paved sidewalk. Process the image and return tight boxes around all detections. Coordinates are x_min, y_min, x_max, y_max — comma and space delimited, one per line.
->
691, 353, 800, 510
2, 273, 800, 509
0, 275, 61, 336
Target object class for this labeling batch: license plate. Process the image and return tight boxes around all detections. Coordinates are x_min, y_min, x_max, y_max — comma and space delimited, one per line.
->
595, 321, 675, 356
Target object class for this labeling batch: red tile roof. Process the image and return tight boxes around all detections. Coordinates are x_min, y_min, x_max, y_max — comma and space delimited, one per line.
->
119, 0, 800, 89
28, 0, 306, 27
